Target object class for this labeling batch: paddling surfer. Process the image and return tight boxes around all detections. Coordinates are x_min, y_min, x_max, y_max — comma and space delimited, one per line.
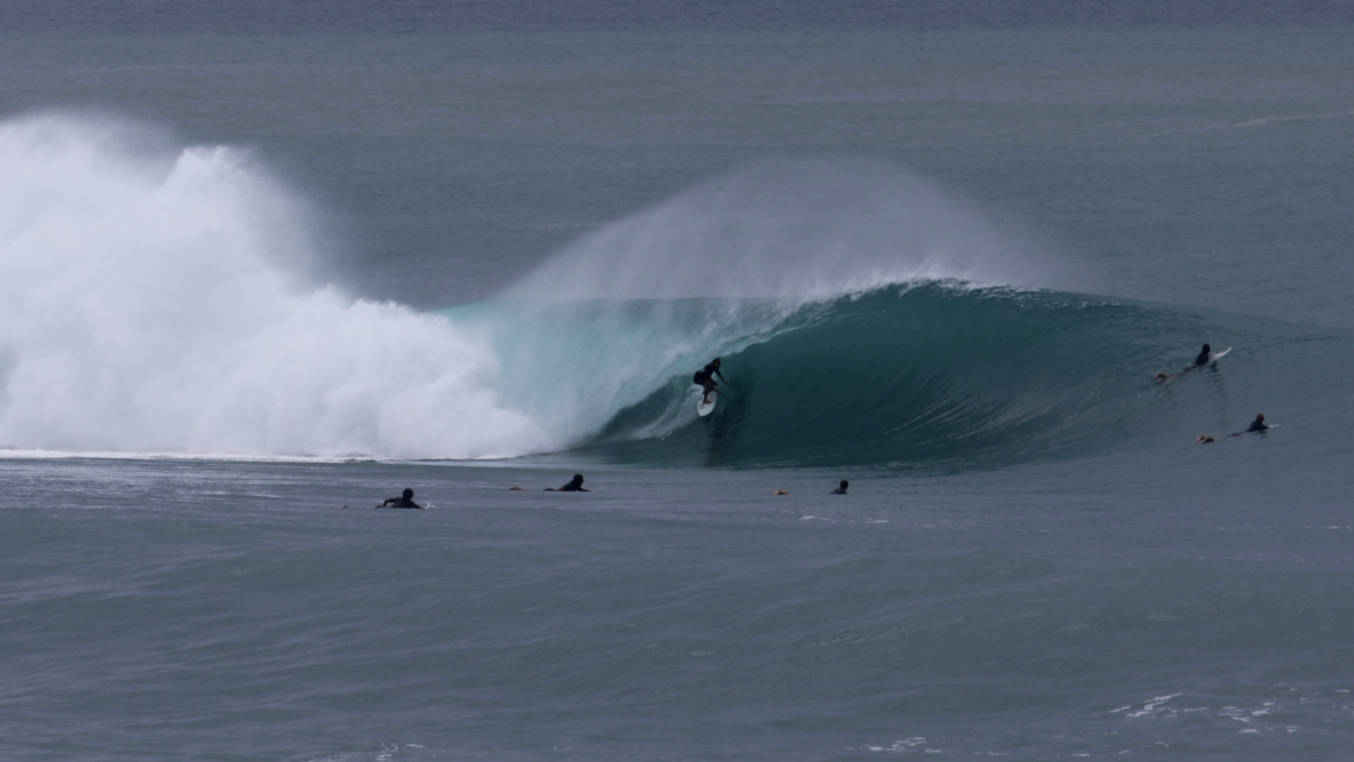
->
1193, 343, 1213, 367
1155, 343, 1218, 382
1199, 413, 1273, 443
693, 357, 727, 405
378, 488, 424, 509
546, 474, 590, 492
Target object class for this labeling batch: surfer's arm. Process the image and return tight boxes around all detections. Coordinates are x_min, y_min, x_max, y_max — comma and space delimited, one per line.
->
715, 368, 727, 383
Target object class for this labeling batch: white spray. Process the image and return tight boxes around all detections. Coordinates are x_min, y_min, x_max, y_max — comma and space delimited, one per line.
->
0, 114, 547, 458
506, 158, 1058, 302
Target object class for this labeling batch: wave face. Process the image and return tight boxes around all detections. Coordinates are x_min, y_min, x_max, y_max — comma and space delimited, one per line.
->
575, 284, 1192, 468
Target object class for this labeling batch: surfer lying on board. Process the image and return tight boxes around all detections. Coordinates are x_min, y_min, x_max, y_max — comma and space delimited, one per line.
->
831, 480, 849, 495
1193, 343, 1213, 367
1155, 343, 1219, 382
378, 488, 424, 509
693, 357, 727, 405
1197, 414, 1272, 443
546, 474, 590, 492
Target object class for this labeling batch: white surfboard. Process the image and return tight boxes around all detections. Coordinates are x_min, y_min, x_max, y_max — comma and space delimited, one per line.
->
1210, 347, 1232, 361
697, 393, 718, 417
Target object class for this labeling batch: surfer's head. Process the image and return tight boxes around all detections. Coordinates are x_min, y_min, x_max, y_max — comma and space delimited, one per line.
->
402, 488, 414, 499
571, 474, 584, 484
711, 357, 721, 367
1202, 344, 1211, 353
1255, 413, 1265, 422
839, 480, 848, 489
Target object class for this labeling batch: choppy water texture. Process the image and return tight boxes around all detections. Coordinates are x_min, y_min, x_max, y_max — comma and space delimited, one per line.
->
2, 8, 1354, 761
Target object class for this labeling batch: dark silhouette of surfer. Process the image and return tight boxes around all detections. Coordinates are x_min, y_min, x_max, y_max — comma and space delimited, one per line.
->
1198, 413, 1273, 443
546, 474, 590, 492
831, 479, 849, 495
1226, 413, 1270, 438
1155, 343, 1218, 382
693, 357, 726, 405
1193, 344, 1213, 367
378, 488, 424, 509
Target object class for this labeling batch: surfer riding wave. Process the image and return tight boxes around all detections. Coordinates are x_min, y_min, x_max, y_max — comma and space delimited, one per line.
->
693, 358, 726, 405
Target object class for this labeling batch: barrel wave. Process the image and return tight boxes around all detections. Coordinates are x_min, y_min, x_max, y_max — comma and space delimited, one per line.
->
547, 285, 1232, 468
4, 113, 1343, 467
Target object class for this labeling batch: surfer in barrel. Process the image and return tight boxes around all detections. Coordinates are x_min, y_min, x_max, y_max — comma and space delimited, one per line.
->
693, 357, 727, 405
378, 488, 424, 509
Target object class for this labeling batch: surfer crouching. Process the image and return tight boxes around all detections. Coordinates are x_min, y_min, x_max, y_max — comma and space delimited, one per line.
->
693, 357, 726, 405
379, 488, 424, 509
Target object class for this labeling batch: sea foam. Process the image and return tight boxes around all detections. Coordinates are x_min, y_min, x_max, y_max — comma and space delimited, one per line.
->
0, 114, 547, 459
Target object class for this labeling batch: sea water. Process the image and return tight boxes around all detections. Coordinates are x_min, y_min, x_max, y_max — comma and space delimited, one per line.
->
3, 5, 1354, 761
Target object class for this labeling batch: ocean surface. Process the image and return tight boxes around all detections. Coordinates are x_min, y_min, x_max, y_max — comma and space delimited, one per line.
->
3, 4, 1354, 760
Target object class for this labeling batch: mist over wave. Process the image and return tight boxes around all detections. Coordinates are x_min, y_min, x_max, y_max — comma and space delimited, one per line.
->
507, 159, 1067, 302
473, 160, 1078, 459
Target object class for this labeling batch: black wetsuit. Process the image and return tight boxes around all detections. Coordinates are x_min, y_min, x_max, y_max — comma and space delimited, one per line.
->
1194, 349, 1212, 366
693, 362, 726, 388
1247, 419, 1269, 433
379, 496, 423, 509
548, 476, 589, 492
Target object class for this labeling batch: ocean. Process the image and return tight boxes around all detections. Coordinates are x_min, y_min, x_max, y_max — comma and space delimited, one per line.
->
3, 4, 1354, 760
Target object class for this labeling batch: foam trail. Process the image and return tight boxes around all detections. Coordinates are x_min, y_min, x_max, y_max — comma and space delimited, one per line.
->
0, 114, 547, 458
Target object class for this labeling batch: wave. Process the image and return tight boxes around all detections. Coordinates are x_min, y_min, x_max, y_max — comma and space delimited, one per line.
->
559, 285, 1219, 468
4, 113, 1332, 468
